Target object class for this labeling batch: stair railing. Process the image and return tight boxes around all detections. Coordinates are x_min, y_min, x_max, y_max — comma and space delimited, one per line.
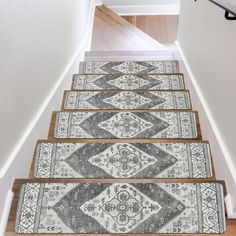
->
195, 0, 236, 20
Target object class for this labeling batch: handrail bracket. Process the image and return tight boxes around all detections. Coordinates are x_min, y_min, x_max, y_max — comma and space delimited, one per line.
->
225, 11, 236, 20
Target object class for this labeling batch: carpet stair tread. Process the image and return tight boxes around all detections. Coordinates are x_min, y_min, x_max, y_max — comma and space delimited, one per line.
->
52, 111, 200, 139
13, 181, 226, 234
72, 74, 185, 90
63, 90, 191, 110
33, 141, 213, 179
82, 61, 179, 74
6, 54, 233, 235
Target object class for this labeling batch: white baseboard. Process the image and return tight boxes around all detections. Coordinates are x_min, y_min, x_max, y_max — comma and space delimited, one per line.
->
175, 41, 236, 219
225, 195, 236, 218
0, 190, 13, 236
0, 1, 97, 234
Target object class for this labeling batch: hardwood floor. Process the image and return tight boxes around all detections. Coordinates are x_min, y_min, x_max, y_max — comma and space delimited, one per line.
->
91, 6, 167, 51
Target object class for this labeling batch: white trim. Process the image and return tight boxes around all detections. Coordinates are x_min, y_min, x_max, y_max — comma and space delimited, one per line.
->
175, 41, 236, 218
108, 5, 180, 16
0, 190, 14, 236
225, 195, 236, 218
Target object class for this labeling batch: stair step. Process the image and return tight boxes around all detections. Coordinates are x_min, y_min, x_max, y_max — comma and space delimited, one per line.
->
7, 46, 234, 234
81, 61, 179, 74
63, 91, 191, 110
51, 111, 200, 139
85, 50, 175, 61
72, 74, 185, 91
14, 181, 226, 234
33, 141, 213, 179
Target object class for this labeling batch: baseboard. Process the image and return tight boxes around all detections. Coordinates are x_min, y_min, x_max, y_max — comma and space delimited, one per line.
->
0, 1, 97, 234
0, 190, 13, 236
108, 5, 180, 16
225, 195, 236, 218
175, 41, 236, 219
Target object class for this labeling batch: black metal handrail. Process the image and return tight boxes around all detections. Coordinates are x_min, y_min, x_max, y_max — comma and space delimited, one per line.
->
195, 0, 236, 20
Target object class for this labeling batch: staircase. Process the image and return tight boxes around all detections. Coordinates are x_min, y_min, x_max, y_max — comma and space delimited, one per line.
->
91, 5, 169, 51
6, 53, 236, 235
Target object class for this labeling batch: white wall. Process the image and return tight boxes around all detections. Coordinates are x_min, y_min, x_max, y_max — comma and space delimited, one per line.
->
177, 0, 236, 217
0, 0, 98, 233
102, 0, 180, 15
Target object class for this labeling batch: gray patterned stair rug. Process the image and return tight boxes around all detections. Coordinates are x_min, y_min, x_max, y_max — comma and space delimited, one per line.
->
34, 142, 212, 179
63, 91, 191, 110
72, 74, 185, 90
64, 91, 191, 110
54, 111, 198, 139
14, 182, 226, 234
83, 61, 178, 74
